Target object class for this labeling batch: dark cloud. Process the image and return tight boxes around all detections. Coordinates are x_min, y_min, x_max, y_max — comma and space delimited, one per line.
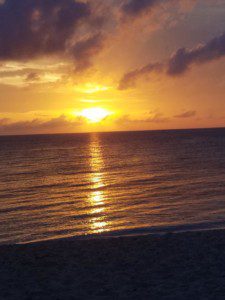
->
118, 63, 162, 90
121, 0, 198, 18
0, 0, 107, 71
168, 32, 225, 75
0, 115, 83, 135
72, 33, 105, 71
174, 110, 196, 118
122, 0, 160, 17
119, 31, 225, 89
0, 0, 89, 59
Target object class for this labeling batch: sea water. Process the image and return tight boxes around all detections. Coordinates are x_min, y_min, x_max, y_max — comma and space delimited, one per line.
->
1, 128, 225, 244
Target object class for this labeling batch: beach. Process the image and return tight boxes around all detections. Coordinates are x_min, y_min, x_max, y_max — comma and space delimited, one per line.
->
1, 229, 225, 299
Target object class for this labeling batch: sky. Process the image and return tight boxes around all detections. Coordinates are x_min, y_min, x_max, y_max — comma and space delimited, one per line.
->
1, 0, 225, 135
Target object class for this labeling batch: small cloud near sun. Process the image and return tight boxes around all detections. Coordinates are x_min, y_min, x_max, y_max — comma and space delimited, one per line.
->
75, 84, 110, 94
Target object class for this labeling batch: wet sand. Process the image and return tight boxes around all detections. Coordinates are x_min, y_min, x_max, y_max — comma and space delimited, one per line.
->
1, 230, 225, 299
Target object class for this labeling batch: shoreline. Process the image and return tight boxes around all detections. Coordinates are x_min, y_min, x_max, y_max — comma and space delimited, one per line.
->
2, 229, 225, 299
3, 219, 225, 246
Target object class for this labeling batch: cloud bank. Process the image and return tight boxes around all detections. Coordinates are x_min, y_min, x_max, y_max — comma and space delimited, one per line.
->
0, 115, 83, 135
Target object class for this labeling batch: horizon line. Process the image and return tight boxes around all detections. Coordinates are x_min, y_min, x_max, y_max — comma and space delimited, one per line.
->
0, 126, 225, 138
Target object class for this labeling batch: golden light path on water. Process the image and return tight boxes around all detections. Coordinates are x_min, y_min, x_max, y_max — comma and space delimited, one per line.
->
88, 133, 109, 234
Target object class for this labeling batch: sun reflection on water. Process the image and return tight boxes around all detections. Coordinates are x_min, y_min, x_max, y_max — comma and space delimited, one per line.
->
88, 133, 109, 234
92, 190, 104, 205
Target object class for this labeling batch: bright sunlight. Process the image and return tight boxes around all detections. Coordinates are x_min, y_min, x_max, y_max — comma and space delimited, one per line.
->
80, 108, 110, 123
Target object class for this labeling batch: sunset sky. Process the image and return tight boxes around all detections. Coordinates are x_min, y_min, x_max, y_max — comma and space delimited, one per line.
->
1, 0, 225, 135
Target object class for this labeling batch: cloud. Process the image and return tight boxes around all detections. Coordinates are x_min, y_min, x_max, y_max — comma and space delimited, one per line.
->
0, 1, 89, 59
0, 0, 107, 71
0, 0, 200, 78
119, 31, 225, 89
122, 0, 160, 17
118, 63, 162, 90
121, 0, 197, 18
168, 32, 225, 75
0, 115, 84, 135
0, 68, 37, 78
72, 33, 105, 71
25, 72, 40, 82
174, 110, 196, 118
117, 112, 169, 124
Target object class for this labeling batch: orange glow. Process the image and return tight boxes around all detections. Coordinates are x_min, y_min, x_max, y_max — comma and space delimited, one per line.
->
1, 1, 224, 135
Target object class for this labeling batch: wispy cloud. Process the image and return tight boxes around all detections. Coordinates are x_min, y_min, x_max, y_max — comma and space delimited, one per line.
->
117, 112, 169, 124
118, 63, 162, 90
174, 110, 196, 118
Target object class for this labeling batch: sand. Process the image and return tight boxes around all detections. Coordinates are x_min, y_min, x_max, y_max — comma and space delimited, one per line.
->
1, 230, 225, 299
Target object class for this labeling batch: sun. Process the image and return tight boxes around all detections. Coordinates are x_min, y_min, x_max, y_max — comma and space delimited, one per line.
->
80, 108, 110, 123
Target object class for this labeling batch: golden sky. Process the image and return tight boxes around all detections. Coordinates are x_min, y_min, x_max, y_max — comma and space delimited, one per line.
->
1, 0, 225, 134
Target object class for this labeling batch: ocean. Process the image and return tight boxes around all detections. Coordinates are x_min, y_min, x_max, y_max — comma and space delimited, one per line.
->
1, 128, 225, 244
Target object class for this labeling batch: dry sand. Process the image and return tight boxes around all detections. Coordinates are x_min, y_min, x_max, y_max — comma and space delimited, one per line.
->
1, 230, 225, 299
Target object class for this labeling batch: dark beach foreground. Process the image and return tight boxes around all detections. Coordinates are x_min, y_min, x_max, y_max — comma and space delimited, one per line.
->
1, 230, 225, 299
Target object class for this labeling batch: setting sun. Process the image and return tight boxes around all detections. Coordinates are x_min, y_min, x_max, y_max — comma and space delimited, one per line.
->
80, 108, 110, 123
